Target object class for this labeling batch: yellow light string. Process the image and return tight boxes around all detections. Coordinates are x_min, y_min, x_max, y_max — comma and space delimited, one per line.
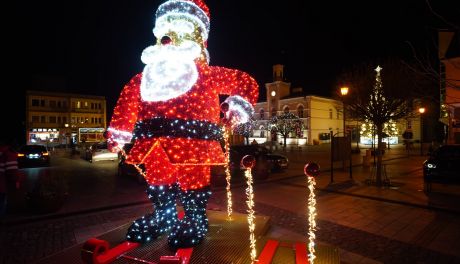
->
245, 168, 257, 262
307, 175, 317, 264
223, 127, 233, 220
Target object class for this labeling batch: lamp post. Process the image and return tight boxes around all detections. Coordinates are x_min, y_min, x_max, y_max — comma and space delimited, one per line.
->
340, 86, 349, 136
419, 107, 425, 156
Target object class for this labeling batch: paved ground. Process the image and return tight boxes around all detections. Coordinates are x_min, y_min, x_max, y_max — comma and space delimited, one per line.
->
1, 143, 460, 264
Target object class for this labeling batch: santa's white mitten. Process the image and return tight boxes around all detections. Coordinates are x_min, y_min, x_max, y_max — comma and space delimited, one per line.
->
223, 95, 254, 128
106, 128, 133, 153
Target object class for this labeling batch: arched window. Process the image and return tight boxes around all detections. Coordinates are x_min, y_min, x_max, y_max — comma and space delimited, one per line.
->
283, 106, 290, 114
260, 109, 265, 119
297, 105, 304, 118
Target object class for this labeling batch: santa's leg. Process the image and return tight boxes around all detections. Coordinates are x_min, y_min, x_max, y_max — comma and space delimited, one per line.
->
168, 166, 211, 248
126, 184, 178, 243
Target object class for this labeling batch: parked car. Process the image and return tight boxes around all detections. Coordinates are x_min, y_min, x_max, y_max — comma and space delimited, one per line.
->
17, 145, 51, 168
265, 153, 289, 171
118, 143, 145, 184
229, 145, 272, 180
423, 144, 460, 192
85, 142, 118, 163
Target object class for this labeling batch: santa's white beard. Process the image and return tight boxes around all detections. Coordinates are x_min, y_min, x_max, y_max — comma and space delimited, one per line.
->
140, 41, 203, 102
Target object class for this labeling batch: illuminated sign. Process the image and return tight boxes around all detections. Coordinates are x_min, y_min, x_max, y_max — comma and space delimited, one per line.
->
31, 128, 59, 132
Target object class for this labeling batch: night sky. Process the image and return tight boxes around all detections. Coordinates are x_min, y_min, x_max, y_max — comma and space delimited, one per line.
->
5, 0, 459, 141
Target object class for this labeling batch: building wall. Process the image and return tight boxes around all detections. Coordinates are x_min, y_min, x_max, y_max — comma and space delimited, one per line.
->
308, 96, 342, 144
444, 57, 460, 144
26, 91, 107, 146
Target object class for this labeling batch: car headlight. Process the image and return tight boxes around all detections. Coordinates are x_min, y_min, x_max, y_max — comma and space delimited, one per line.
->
426, 163, 436, 169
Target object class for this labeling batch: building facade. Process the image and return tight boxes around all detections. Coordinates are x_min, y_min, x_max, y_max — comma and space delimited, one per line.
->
251, 65, 344, 145
26, 90, 107, 146
439, 31, 460, 144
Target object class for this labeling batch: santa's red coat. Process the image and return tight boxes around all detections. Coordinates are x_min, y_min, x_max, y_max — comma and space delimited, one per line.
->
109, 61, 258, 190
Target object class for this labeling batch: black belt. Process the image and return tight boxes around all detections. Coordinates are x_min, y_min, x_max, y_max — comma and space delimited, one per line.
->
133, 117, 223, 141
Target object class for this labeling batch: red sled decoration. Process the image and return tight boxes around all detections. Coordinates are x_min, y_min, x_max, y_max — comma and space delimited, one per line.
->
257, 239, 309, 264
81, 211, 192, 264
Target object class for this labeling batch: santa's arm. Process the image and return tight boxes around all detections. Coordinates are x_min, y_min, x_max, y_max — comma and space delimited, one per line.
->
107, 74, 142, 151
214, 66, 259, 105
212, 66, 259, 124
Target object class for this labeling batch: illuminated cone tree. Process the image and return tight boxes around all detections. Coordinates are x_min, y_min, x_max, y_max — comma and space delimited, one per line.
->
340, 59, 416, 186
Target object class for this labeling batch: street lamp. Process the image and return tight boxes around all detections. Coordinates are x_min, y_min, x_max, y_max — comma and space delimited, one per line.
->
419, 107, 425, 156
340, 87, 349, 135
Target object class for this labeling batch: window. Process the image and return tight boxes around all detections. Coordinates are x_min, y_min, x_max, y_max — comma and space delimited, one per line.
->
84, 101, 88, 107
49, 116, 56, 123
283, 106, 289, 114
71, 117, 76, 124
40, 100, 45, 107
297, 105, 304, 118
57, 116, 61, 123
32, 99, 39, 106
337, 111, 340, 119
32, 116, 39, 122
260, 109, 264, 119
329, 109, 333, 119
98, 118, 102, 124
57, 101, 61, 107
271, 108, 277, 117
49, 100, 56, 107
63, 117, 67, 124
76, 101, 81, 108
41, 116, 46, 123
91, 103, 94, 109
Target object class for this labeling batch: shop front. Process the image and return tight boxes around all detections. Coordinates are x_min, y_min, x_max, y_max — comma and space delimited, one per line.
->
78, 128, 105, 143
28, 128, 61, 147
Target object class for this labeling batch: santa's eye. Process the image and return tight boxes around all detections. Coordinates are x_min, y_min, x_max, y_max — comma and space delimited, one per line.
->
172, 20, 195, 35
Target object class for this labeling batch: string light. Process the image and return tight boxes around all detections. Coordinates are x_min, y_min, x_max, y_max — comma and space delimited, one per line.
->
126, 184, 179, 243
168, 187, 212, 248
304, 163, 319, 264
307, 175, 317, 264
242, 155, 257, 262
223, 127, 233, 220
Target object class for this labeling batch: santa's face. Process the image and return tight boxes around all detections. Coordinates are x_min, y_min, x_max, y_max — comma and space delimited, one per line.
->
140, 18, 207, 102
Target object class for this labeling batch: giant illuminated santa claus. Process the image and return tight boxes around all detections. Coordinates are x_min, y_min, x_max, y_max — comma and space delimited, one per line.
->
107, 0, 258, 248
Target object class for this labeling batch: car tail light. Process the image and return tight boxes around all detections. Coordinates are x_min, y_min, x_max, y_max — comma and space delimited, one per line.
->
18, 153, 25, 157
42, 152, 49, 156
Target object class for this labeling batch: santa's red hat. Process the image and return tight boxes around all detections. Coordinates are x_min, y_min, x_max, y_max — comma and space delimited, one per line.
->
156, 0, 210, 41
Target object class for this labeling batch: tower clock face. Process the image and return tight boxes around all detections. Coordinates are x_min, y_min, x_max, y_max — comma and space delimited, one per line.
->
271, 91, 276, 97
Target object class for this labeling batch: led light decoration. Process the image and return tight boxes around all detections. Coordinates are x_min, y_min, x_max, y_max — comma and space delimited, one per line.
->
241, 155, 257, 262
127, 184, 179, 243
168, 187, 212, 248
304, 163, 320, 264
107, 0, 258, 249
223, 127, 233, 220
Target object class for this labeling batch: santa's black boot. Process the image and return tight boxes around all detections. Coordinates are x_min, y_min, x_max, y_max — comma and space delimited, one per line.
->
126, 184, 178, 243
167, 186, 211, 248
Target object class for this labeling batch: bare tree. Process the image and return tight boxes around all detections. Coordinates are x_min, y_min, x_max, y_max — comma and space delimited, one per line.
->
338, 59, 422, 186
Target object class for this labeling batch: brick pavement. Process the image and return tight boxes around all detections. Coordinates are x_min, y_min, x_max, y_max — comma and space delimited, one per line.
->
1, 143, 460, 263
